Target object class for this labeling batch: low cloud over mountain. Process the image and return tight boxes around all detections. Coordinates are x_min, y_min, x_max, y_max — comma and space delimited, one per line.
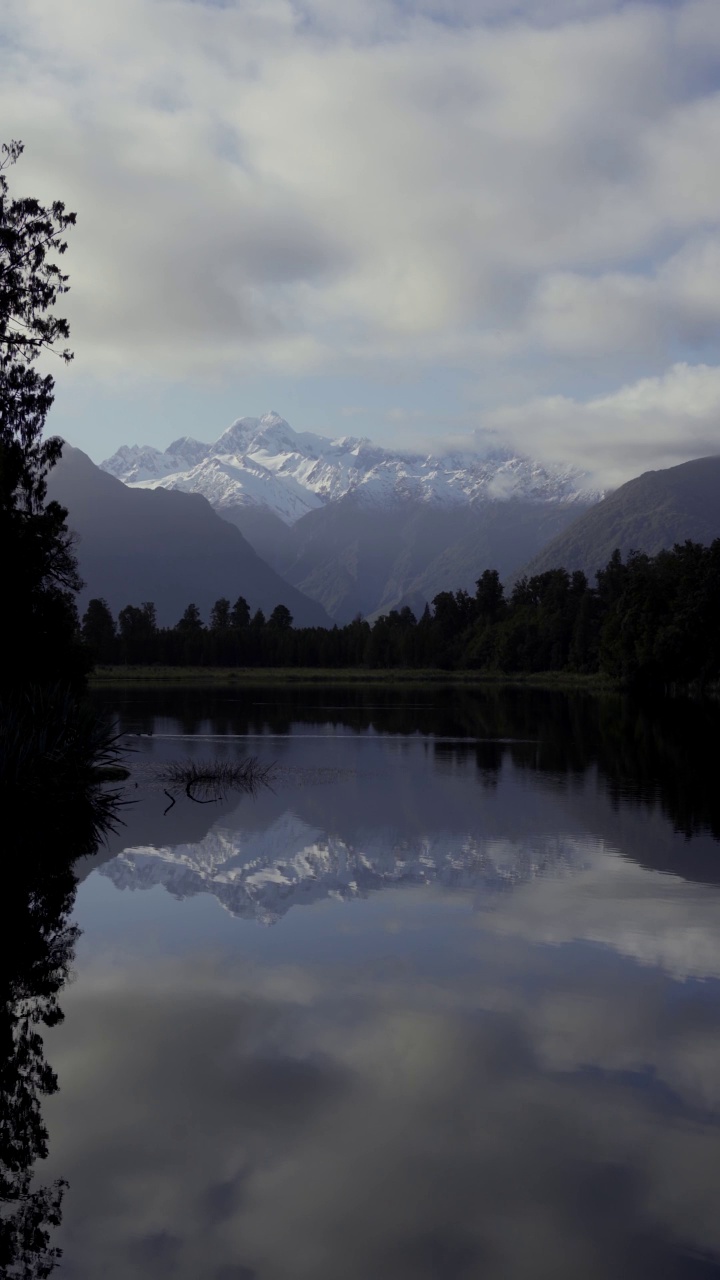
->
102, 411, 599, 525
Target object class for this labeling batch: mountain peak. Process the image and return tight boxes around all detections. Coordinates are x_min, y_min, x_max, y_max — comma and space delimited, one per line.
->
165, 436, 209, 467
102, 412, 601, 525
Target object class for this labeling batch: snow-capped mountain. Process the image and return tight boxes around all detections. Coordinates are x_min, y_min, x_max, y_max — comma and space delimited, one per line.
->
101, 411, 601, 527
101, 810, 582, 927
47, 444, 333, 627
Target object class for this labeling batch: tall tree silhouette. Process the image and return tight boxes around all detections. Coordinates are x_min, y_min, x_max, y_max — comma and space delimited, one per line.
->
230, 596, 251, 628
81, 598, 116, 664
209, 598, 231, 632
0, 140, 85, 689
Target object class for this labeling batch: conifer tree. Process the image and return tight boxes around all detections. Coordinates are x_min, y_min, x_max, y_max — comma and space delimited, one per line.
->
230, 595, 251, 628
81, 598, 116, 663
210, 598, 231, 631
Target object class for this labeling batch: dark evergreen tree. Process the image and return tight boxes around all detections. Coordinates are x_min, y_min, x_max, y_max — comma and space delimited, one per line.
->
118, 603, 158, 664
230, 595, 251, 628
81, 598, 116, 664
209, 598, 231, 631
0, 140, 85, 689
176, 602, 203, 633
268, 604, 293, 630
474, 569, 505, 620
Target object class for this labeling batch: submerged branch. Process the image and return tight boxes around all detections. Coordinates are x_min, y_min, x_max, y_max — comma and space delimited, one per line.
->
159, 757, 272, 805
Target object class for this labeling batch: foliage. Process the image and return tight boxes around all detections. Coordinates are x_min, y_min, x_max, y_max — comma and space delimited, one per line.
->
0, 140, 87, 692
0, 140, 75, 505
116, 602, 157, 665
87, 540, 720, 690
0, 685, 125, 830
81, 598, 116, 664
268, 603, 293, 630
209, 597, 231, 632
230, 595, 250, 628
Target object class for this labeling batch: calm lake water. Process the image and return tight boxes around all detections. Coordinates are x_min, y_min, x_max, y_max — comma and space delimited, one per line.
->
17, 686, 720, 1277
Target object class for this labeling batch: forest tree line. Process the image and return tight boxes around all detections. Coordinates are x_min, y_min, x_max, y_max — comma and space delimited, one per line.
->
82, 538, 720, 687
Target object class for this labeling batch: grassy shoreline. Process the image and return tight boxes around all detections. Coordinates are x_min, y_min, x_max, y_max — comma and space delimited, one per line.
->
90, 665, 620, 691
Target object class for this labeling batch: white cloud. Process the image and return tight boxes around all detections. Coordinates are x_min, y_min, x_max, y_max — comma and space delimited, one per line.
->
525, 234, 720, 356
484, 362, 720, 485
2, 0, 720, 464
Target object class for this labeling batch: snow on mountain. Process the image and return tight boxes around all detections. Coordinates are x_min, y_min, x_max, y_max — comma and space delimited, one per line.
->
101, 442, 182, 484
101, 411, 601, 527
100, 810, 582, 927
138, 457, 323, 524
101, 435, 211, 484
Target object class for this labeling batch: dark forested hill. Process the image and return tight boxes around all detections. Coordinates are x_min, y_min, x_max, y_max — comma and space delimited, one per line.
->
226, 496, 591, 623
521, 456, 720, 580
47, 445, 332, 627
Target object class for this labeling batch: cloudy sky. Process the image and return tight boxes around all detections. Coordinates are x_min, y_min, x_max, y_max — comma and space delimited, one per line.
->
3, 0, 720, 481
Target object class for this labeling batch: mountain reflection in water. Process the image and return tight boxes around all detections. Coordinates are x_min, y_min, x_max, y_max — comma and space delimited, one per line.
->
20, 688, 720, 1276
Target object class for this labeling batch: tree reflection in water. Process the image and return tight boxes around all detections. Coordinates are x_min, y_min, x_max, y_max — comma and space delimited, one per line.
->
99, 682, 720, 840
0, 794, 118, 1277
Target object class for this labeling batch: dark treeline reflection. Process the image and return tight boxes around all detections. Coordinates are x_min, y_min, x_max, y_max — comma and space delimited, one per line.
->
0, 797, 115, 1277
95, 683, 720, 848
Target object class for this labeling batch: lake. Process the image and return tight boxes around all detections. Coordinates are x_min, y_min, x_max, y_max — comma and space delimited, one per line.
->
10, 685, 720, 1278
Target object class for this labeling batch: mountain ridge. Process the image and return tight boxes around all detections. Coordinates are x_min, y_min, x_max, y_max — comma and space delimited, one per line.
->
102, 410, 602, 526
99, 411, 605, 621
47, 445, 333, 627
102, 816, 579, 927
261, 495, 591, 623
519, 455, 720, 581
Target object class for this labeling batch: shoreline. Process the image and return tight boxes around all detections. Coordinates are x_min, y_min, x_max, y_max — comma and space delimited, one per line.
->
90, 665, 620, 691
